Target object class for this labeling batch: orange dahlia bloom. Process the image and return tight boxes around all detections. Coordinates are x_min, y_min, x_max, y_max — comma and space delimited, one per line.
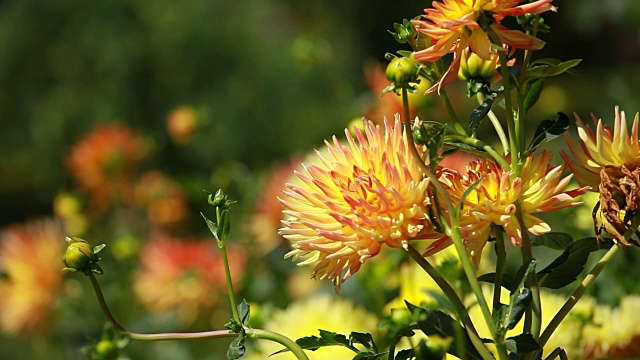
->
134, 171, 190, 232
413, 0, 555, 91
0, 219, 65, 335
67, 123, 146, 212
279, 116, 435, 288
563, 107, 640, 244
133, 235, 247, 325
431, 151, 585, 264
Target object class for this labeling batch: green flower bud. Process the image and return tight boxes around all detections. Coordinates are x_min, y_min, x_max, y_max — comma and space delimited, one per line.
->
95, 339, 118, 360
386, 57, 419, 88
64, 238, 95, 270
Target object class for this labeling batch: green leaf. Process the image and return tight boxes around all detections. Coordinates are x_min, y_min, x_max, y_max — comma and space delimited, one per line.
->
477, 273, 515, 292
352, 352, 385, 360
505, 333, 541, 354
523, 78, 544, 113
201, 212, 219, 239
531, 232, 573, 250
455, 178, 483, 215
273, 329, 354, 355
469, 87, 503, 134
405, 302, 482, 360
528, 112, 570, 150
93, 244, 107, 254
237, 299, 250, 327
538, 237, 614, 289
217, 209, 231, 241
395, 349, 414, 360
349, 332, 377, 353
525, 59, 582, 82
227, 334, 246, 360
496, 260, 536, 334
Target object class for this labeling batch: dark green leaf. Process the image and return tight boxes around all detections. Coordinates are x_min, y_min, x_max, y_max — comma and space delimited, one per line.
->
505, 333, 541, 354
237, 299, 250, 327
217, 209, 231, 241
395, 349, 415, 360
538, 238, 614, 289
350, 332, 377, 353
528, 112, 570, 150
523, 79, 544, 113
470, 88, 503, 133
505, 288, 531, 331
496, 261, 536, 334
525, 59, 581, 82
227, 335, 246, 360
478, 273, 516, 291
531, 232, 573, 250
352, 352, 386, 360
273, 330, 354, 355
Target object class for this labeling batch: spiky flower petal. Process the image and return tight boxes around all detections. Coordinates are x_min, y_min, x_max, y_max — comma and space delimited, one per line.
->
279, 116, 434, 288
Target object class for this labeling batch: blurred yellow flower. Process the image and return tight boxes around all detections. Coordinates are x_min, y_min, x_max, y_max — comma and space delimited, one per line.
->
133, 235, 247, 325
167, 106, 198, 145
0, 219, 65, 335
279, 116, 434, 288
582, 295, 640, 358
413, 0, 555, 91
247, 294, 378, 360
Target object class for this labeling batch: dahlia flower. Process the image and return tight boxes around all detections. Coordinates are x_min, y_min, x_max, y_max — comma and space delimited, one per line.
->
134, 171, 190, 232
562, 107, 640, 244
279, 116, 434, 288
67, 123, 146, 212
0, 219, 65, 335
133, 235, 247, 324
432, 151, 585, 265
413, 0, 555, 91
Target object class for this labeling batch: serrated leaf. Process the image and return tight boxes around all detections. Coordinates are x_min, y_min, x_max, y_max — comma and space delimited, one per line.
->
538, 237, 614, 289
505, 333, 541, 354
470, 88, 503, 133
528, 112, 570, 150
523, 78, 544, 113
217, 209, 231, 241
478, 273, 516, 292
227, 335, 246, 360
531, 232, 573, 250
349, 332, 377, 353
237, 299, 250, 326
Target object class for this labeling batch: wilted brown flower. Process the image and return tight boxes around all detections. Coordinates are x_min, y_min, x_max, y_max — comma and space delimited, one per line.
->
596, 165, 640, 245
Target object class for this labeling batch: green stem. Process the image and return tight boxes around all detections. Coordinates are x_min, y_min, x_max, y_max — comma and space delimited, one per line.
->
248, 329, 310, 360
492, 226, 507, 311
217, 206, 240, 324
448, 134, 510, 170
538, 244, 621, 347
477, 93, 509, 154
405, 245, 494, 360
515, 208, 542, 339
440, 88, 468, 136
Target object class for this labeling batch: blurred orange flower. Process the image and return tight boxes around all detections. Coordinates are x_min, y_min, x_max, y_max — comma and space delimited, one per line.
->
0, 219, 65, 336
67, 123, 146, 212
133, 235, 247, 325
279, 116, 435, 288
134, 171, 190, 232
413, 0, 555, 91
167, 106, 198, 145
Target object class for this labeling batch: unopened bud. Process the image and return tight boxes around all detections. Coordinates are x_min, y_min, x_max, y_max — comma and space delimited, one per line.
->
95, 339, 118, 360
64, 238, 95, 270
386, 57, 419, 88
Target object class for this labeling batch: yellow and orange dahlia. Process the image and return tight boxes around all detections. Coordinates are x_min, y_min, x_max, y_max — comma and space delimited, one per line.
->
0, 219, 65, 336
563, 107, 640, 244
413, 0, 555, 91
431, 151, 585, 265
279, 116, 434, 288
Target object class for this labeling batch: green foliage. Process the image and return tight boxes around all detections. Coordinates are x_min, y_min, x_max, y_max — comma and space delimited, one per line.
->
527, 112, 570, 151
523, 78, 544, 113
531, 232, 573, 251
225, 300, 251, 359
276, 329, 385, 360
504, 333, 541, 355
470, 87, 503, 134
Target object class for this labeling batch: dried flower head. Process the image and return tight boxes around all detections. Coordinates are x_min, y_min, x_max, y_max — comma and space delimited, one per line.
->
279, 116, 434, 288
562, 107, 640, 244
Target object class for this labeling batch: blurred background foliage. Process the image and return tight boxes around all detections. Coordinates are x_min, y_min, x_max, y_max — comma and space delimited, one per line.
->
1, 0, 640, 359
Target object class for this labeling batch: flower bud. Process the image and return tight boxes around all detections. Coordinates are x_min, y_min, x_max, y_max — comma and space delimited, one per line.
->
386, 57, 419, 88
95, 339, 118, 360
458, 48, 498, 83
64, 238, 95, 271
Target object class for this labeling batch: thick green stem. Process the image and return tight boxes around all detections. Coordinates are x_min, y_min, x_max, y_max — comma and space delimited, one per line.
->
248, 329, 310, 360
539, 244, 621, 347
492, 226, 507, 311
405, 245, 494, 360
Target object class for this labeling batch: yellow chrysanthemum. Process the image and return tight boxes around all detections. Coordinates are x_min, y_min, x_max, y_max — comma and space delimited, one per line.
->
246, 295, 379, 360
432, 151, 585, 264
0, 219, 65, 335
413, 0, 555, 91
279, 116, 434, 288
